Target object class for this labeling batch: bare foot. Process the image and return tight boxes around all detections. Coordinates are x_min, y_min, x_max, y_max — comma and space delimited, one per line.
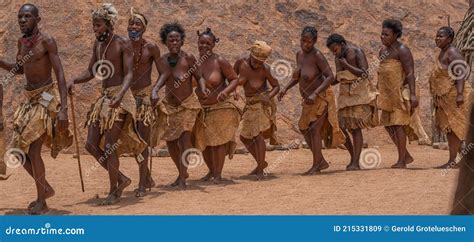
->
0, 174, 11, 180
28, 201, 48, 215
303, 160, 329, 175
453, 160, 463, 169
115, 177, 131, 198
346, 163, 361, 171
248, 167, 258, 175
436, 160, 457, 169
318, 160, 330, 171
170, 177, 186, 189
255, 171, 265, 180
303, 166, 321, 175
134, 188, 147, 198
259, 161, 269, 170
405, 153, 414, 164
391, 162, 407, 169
146, 177, 156, 189
200, 172, 214, 181
99, 194, 120, 206
27, 185, 55, 209
213, 176, 224, 184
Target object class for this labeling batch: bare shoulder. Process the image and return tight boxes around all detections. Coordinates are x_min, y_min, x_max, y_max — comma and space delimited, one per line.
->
39, 33, 56, 46
183, 51, 196, 62
217, 54, 231, 66
296, 50, 303, 60
158, 53, 170, 64
398, 43, 412, 55
234, 56, 247, 68
116, 35, 131, 48
145, 41, 160, 51
447, 46, 462, 57
353, 45, 364, 55
263, 63, 272, 72
314, 48, 327, 60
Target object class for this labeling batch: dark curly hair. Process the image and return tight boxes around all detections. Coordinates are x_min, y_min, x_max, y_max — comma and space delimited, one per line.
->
301, 26, 318, 40
382, 19, 403, 38
326, 33, 346, 48
439, 26, 455, 41
160, 22, 185, 44
197, 27, 220, 43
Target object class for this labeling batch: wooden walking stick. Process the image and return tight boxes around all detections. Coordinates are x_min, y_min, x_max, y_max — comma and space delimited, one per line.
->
69, 93, 85, 192
148, 119, 154, 192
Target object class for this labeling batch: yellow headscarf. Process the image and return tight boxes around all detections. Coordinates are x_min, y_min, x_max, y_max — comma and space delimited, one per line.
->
249, 40, 272, 62
129, 7, 147, 29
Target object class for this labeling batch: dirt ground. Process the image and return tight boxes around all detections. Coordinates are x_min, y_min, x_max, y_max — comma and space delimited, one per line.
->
0, 144, 458, 215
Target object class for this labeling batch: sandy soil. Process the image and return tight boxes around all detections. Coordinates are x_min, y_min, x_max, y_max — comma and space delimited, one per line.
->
0, 144, 458, 215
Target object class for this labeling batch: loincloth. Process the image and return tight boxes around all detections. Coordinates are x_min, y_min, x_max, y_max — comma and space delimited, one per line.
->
377, 59, 419, 140
132, 85, 155, 127
155, 92, 201, 142
430, 63, 472, 140
336, 70, 378, 130
11, 83, 73, 158
240, 93, 278, 145
85, 85, 147, 156
298, 87, 345, 147
194, 98, 241, 159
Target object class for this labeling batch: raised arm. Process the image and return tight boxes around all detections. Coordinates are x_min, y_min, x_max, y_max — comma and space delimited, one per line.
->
0, 40, 24, 74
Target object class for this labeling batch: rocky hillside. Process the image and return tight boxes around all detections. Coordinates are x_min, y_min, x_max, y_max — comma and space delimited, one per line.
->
0, 0, 470, 153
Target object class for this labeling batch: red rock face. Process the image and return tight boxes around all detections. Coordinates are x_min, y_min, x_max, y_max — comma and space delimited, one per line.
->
0, 0, 469, 153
